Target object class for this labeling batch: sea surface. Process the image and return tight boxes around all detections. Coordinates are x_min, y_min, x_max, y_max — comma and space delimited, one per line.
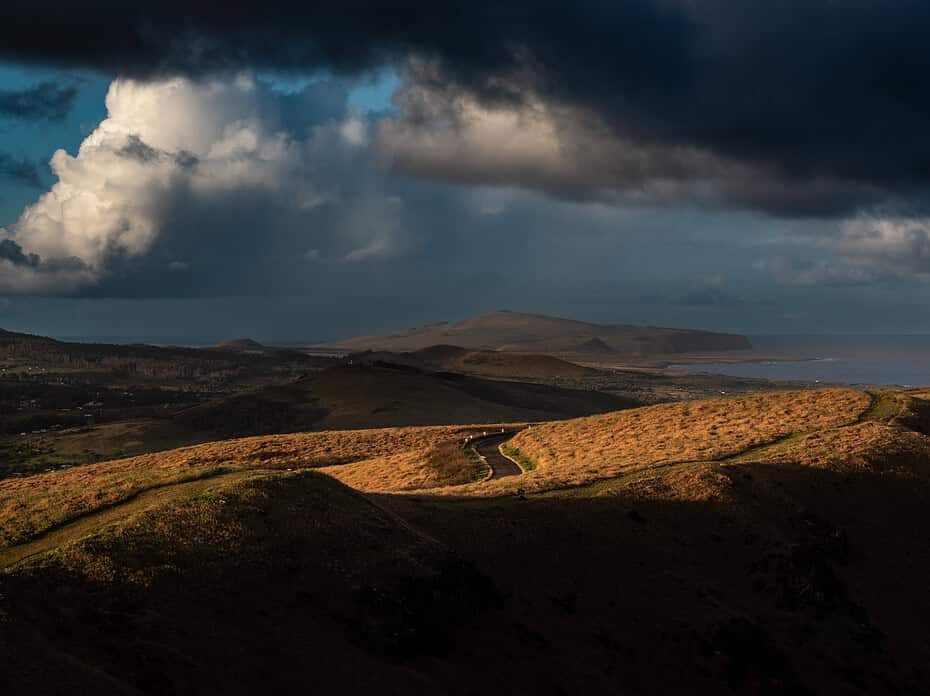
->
672, 335, 930, 387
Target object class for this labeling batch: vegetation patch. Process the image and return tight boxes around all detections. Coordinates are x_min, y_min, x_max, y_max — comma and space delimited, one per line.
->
439, 388, 871, 496
725, 420, 930, 472
464, 444, 491, 481
499, 443, 536, 472
0, 423, 517, 546
859, 391, 903, 424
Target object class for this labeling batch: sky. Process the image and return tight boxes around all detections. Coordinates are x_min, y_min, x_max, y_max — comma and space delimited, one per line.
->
1, 2, 930, 342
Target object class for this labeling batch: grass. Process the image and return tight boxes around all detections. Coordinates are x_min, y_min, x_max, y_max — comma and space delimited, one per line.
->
464, 444, 492, 482
725, 420, 930, 471
321, 436, 502, 492
428, 388, 870, 496
2, 418, 201, 474
9, 468, 444, 592
0, 464, 234, 549
0, 468, 276, 570
860, 390, 904, 424
0, 387, 900, 552
7, 390, 930, 695
499, 443, 536, 472
0, 422, 517, 548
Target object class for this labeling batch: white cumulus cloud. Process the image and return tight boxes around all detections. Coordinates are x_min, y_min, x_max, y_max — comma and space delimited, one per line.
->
0, 75, 404, 293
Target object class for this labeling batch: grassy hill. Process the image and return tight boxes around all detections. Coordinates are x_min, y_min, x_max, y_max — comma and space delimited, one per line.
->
175, 361, 634, 436
4, 388, 930, 693
315, 309, 751, 355
411, 344, 595, 378
4, 362, 634, 476
0, 328, 322, 381
211, 338, 269, 353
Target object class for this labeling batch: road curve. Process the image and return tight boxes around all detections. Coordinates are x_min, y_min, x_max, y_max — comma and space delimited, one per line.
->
474, 433, 522, 480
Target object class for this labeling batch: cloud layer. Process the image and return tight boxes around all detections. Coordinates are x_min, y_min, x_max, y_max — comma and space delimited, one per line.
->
0, 81, 78, 121
375, 63, 887, 217
0, 152, 42, 189
0, 75, 406, 293
4, 2, 930, 218
769, 217, 930, 286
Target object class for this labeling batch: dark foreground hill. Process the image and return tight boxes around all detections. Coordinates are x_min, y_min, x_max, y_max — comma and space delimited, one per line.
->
315, 309, 751, 355
2, 389, 930, 694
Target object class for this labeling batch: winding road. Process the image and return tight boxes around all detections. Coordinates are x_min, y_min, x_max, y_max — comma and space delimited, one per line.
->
473, 433, 522, 479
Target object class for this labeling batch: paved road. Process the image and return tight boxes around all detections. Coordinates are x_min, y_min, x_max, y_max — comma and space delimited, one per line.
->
474, 433, 522, 479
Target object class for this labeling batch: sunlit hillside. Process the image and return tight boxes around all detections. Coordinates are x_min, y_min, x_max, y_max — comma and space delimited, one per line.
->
5, 387, 930, 694
486, 388, 870, 493
0, 423, 507, 551
324, 388, 872, 495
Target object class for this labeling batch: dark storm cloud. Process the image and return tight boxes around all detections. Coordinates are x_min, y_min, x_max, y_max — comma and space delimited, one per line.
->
0, 152, 43, 188
6, 1, 930, 218
0, 81, 78, 121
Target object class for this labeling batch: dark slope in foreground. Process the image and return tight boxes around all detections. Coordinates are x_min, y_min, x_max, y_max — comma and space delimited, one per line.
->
4, 407, 930, 694
315, 309, 751, 355
0, 473, 487, 695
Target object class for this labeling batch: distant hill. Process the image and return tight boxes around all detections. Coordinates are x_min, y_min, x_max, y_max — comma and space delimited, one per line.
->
344, 345, 594, 380
314, 310, 750, 355
0, 328, 249, 379
411, 345, 594, 379
0, 328, 327, 381
212, 338, 268, 353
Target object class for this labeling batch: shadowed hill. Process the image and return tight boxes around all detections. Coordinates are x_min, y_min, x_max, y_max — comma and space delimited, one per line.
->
0, 357, 637, 476
347, 344, 596, 379
212, 338, 268, 352
0, 327, 326, 380
3, 388, 930, 693
411, 345, 595, 378
314, 310, 751, 355
0, 472, 492, 695
174, 362, 635, 437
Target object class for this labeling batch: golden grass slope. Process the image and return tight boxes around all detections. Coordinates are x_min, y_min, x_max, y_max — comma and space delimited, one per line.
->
0, 423, 510, 548
734, 419, 930, 472
432, 388, 871, 496
318, 438, 496, 492
0, 388, 885, 550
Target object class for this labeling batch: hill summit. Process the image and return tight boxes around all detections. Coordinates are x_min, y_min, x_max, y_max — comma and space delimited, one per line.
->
213, 338, 267, 353
316, 310, 750, 355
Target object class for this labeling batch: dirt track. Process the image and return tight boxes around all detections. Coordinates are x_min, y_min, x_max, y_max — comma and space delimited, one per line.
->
474, 434, 522, 479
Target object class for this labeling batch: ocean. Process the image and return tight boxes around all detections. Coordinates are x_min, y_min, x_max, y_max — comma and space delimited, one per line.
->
671, 335, 930, 387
